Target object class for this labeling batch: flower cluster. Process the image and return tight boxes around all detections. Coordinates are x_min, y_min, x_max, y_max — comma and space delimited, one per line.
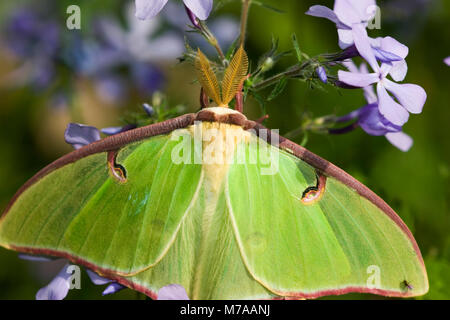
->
306, 0, 427, 151
3, 7, 60, 90
2, 2, 184, 105
74, 4, 184, 103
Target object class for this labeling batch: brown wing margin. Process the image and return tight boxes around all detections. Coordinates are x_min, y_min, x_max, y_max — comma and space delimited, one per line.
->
248, 122, 427, 274
0, 113, 196, 219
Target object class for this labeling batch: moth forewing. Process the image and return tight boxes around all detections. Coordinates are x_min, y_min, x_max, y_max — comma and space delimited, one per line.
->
170, 129, 194, 165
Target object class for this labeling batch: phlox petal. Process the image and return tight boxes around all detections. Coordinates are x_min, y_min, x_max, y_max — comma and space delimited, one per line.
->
377, 82, 409, 126
384, 80, 426, 114
386, 131, 413, 152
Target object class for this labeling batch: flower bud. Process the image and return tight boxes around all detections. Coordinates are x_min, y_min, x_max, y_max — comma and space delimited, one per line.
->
260, 57, 275, 73
316, 66, 327, 84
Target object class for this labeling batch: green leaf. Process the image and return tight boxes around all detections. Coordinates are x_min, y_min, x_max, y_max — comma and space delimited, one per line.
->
292, 33, 303, 62
267, 77, 288, 101
291, 33, 310, 62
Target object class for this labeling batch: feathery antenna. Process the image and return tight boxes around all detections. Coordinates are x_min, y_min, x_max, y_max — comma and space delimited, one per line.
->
195, 49, 222, 106
195, 47, 249, 107
222, 46, 249, 105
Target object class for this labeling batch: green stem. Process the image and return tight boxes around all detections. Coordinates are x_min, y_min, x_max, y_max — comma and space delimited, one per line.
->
251, 57, 317, 90
213, 41, 226, 62
240, 0, 252, 47
199, 21, 227, 63
251, 65, 301, 90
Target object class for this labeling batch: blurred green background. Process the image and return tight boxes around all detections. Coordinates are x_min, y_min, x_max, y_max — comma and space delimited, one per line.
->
0, 0, 448, 299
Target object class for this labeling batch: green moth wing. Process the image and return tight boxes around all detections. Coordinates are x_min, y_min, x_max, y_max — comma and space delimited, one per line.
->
119, 175, 275, 299
0, 110, 428, 299
226, 132, 428, 298
0, 115, 203, 275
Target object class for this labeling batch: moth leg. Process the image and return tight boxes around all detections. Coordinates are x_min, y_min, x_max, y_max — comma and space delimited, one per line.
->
200, 87, 210, 109
256, 114, 269, 124
235, 74, 251, 113
107, 150, 127, 183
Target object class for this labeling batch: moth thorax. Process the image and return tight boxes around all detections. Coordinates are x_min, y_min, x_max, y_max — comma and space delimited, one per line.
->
202, 106, 238, 115
201, 122, 245, 164
197, 121, 249, 192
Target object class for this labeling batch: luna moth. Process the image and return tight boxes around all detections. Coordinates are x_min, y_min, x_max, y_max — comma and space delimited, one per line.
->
0, 47, 428, 299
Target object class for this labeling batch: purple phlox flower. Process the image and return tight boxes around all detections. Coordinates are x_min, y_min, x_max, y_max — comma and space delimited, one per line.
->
119, 5, 185, 62
64, 122, 128, 148
340, 37, 408, 77
369, 36, 409, 81
85, 4, 183, 66
102, 282, 127, 296
94, 74, 128, 103
67, 104, 153, 146
131, 62, 165, 94
337, 24, 426, 127
143, 103, 155, 117
75, 5, 181, 101
85, 270, 126, 296
306, 0, 377, 49
384, 131, 413, 152
316, 66, 328, 84
157, 284, 190, 300
336, 60, 413, 151
135, 0, 213, 21
335, 103, 413, 152
64, 123, 101, 150
19, 254, 126, 299
357, 105, 413, 151
75, 45, 129, 102
100, 126, 126, 136
6, 8, 60, 59
445, 57, 450, 66
340, 35, 409, 84
35, 263, 73, 300
4, 7, 60, 89
357, 104, 402, 136
307, 0, 409, 74
185, 5, 201, 29
72, 40, 127, 77
341, 61, 377, 103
